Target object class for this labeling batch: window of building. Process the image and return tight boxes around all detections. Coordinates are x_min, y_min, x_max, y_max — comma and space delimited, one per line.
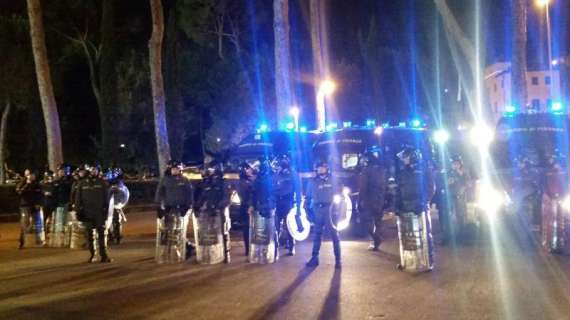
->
532, 77, 539, 85
545, 76, 551, 85
531, 99, 540, 110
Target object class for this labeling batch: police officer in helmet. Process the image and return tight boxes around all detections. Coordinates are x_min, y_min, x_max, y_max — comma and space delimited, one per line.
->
273, 155, 297, 256
155, 161, 194, 218
358, 150, 387, 251
237, 162, 257, 256
305, 159, 341, 268
74, 164, 112, 263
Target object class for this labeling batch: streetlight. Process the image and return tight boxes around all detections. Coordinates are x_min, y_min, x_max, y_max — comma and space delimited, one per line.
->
289, 106, 300, 132
536, 0, 555, 100
317, 79, 336, 131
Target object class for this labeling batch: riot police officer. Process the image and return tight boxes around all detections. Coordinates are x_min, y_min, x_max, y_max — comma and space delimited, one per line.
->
106, 168, 129, 244
305, 160, 341, 269
48, 165, 73, 247
74, 165, 112, 263
237, 163, 256, 256
248, 159, 278, 263
395, 147, 435, 272
16, 170, 44, 248
542, 152, 568, 253
358, 150, 387, 251
41, 171, 56, 231
274, 155, 297, 256
447, 155, 472, 242
512, 157, 541, 230
194, 163, 231, 263
154, 161, 194, 263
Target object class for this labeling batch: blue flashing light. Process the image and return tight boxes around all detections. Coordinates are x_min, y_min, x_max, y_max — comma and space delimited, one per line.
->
382, 123, 390, 128
326, 123, 338, 131
504, 105, 516, 114
398, 121, 407, 128
411, 119, 422, 128
365, 119, 376, 127
551, 102, 564, 113
300, 126, 308, 133
257, 123, 269, 133
285, 122, 295, 130
343, 121, 352, 128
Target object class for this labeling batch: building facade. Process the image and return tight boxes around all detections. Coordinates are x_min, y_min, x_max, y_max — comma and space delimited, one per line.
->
485, 62, 562, 124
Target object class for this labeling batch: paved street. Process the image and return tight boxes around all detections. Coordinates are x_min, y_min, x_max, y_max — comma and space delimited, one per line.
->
1, 211, 570, 320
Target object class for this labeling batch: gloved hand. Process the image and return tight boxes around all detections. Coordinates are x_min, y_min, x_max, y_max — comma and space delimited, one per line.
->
295, 213, 305, 233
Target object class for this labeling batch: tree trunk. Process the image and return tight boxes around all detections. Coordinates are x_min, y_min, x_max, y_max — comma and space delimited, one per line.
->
512, 0, 528, 109
310, 0, 323, 126
273, 0, 293, 126
149, 0, 171, 177
165, 0, 186, 162
27, 0, 64, 170
0, 101, 11, 184
99, 0, 120, 163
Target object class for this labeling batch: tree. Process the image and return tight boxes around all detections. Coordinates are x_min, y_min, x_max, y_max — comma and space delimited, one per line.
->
273, 0, 293, 126
149, 0, 171, 176
26, 0, 64, 170
310, 0, 324, 126
512, 0, 528, 110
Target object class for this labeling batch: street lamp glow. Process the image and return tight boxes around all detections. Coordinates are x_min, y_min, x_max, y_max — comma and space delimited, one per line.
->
319, 80, 336, 96
535, 0, 550, 7
470, 124, 494, 148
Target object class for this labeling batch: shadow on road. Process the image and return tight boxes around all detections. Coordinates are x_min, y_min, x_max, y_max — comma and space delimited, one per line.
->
317, 269, 341, 320
250, 267, 316, 320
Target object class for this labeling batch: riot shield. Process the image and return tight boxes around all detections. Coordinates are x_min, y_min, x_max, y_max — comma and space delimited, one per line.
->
68, 210, 87, 250
330, 194, 353, 231
47, 206, 68, 247
192, 208, 226, 264
20, 207, 46, 247
155, 209, 190, 264
396, 211, 434, 272
249, 209, 277, 264
541, 194, 567, 253
286, 202, 311, 241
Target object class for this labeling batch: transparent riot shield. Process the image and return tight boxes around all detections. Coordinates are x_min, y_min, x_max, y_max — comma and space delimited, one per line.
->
249, 209, 277, 264
396, 211, 434, 272
47, 206, 68, 247
155, 209, 190, 264
69, 210, 87, 250
542, 194, 567, 253
192, 208, 229, 264
20, 207, 46, 247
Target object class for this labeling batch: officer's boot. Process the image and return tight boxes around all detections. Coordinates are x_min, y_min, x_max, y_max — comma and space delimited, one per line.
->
99, 229, 113, 263
306, 255, 319, 268
87, 229, 97, 263
334, 237, 342, 269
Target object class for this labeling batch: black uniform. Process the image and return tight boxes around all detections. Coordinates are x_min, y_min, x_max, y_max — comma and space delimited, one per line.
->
237, 171, 255, 256
305, 172, 341, 266
16, 178, 44, 248
74, 176, 111, 262
396, 163, 435, 215
448, 167, 471, 239
155, 175, 194, 213
274, 167, 296, 254
249, 166, 278, 258
194, 173, 231, 262
358, 163, 387, 249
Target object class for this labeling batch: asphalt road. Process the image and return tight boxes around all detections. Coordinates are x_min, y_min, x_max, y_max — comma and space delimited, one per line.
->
1, 211, 570, 320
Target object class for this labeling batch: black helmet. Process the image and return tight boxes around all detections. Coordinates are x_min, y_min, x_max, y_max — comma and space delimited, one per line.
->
43, 170, 55, 180
397, 147, 422, 164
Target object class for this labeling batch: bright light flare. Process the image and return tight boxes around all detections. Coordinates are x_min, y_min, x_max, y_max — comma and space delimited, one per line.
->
319, 79, 337, 96
535, 0, 550, 8
289, 106, 300, 117
470, 124, 494, 148
433, 129, 450, 145
476, 181, 509, 220
561, 195, 570, 212
286, 204, 311, 241
374, 126, 384, 136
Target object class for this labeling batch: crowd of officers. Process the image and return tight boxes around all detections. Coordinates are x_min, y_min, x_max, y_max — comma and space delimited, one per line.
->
16, 146, 567, 269
16, 165, 126, 263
